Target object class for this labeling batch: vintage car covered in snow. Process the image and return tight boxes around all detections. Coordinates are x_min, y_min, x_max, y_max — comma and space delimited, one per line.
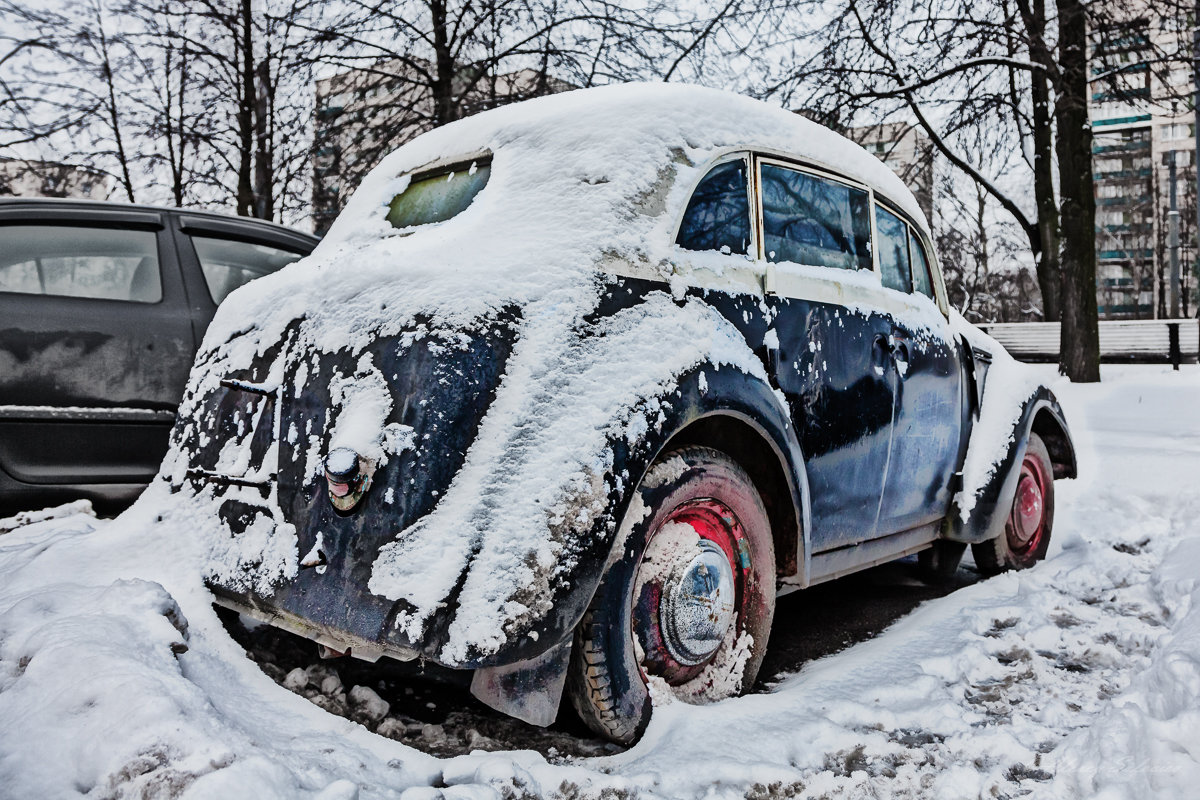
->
162, 83, 1076, 743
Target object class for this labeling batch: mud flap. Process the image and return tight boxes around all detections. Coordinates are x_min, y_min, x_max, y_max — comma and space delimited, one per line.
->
469, 637, 572, 727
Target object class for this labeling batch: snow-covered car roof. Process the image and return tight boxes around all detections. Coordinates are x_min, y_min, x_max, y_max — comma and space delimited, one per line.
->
201, 82, 927, 360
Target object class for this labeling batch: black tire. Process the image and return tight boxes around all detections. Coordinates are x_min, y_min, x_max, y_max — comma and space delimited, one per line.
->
566, 446, 776, 744
972, 433, 1055, 575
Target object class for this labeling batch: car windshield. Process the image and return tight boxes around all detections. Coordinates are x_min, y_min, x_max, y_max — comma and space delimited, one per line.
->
386, 158, 491, 229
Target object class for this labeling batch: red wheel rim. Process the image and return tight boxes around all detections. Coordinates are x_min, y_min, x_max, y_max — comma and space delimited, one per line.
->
1008, 449, 1049, 556
632, 498, 748, 686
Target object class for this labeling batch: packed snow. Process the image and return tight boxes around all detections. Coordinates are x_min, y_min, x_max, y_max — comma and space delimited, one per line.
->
2, 364, 1199, 798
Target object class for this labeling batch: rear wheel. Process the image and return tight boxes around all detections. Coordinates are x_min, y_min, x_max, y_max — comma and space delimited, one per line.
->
567, 446, 775, 744
972, 433, 1055, 575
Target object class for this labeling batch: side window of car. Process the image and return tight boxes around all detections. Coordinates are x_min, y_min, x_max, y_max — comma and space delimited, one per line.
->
876, 206, 911, 293
191, 235, 306, 304
909, 230, 935, 300
676, 159, 751, 255
760, 164, 872, 271
0, 225, 162, 303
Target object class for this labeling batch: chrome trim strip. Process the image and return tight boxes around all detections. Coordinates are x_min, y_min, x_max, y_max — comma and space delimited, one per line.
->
186, 468, 273, 489
0, 405, 176, 423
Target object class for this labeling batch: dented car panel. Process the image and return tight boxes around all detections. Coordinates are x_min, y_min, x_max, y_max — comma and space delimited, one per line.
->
195, 283, 809, 669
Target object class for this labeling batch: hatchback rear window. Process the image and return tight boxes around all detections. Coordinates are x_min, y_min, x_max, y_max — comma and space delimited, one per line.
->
192, 236, 306, 304
387, 159, 491, 229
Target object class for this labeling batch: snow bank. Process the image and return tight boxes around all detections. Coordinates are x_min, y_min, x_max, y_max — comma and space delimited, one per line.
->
4, 366, 1199, 798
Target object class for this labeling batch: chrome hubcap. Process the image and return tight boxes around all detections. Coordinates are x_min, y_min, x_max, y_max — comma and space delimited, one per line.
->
660, 539, 737, 666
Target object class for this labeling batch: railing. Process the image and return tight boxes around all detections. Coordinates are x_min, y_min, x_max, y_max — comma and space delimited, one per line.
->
977, 319, 1200, 368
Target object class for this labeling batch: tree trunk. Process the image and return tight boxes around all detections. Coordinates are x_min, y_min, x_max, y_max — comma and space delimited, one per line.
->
1055, 0, 1100, 381
254, 56, 274, 220
1024, 0, 1061, 321
1031, 84, 1060, 318
235, 0, 255, 216
430, 0, 455, 127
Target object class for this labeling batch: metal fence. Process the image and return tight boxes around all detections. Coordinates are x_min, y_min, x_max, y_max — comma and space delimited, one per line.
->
977, 319, 1200, 367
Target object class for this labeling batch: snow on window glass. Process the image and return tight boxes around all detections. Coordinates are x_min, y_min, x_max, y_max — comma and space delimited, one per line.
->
386, 160, 491, 229
761, 164, 871, 271
0, 224, 161, 303
676, 159, 750, 255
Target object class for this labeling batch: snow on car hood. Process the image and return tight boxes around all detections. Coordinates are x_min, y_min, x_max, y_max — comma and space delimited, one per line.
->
163, 83, 930, 662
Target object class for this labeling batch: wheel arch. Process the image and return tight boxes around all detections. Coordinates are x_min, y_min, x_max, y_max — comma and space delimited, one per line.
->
661, 411, 805, 581
469, 364, 810, 724
1031, 404, 1077, 480
947, 387, 1075, 545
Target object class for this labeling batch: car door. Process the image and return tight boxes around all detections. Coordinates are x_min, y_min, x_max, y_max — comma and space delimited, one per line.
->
873, 203, 962, 534
753, 158, 898, 552
0, 206, 195, 497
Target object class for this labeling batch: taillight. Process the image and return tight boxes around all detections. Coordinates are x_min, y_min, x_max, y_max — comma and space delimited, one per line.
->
324, 447, 374, 512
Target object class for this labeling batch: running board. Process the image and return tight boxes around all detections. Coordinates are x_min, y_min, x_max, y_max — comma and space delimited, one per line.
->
801, 522, 941, 588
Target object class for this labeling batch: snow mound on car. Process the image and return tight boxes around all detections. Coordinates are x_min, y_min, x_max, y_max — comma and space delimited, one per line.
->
167, 83, 931, 660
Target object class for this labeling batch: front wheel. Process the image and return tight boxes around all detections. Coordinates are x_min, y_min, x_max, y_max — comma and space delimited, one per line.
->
972, 432, 1055, 575
566, 446, 775, 744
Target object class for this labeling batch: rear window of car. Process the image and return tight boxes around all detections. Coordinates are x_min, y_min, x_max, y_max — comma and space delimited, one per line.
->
387, 158, 491, 229
676, 159, 751, 255
191, 236, 306, 305
761, 164, 872, 271
0, 224, 162, 302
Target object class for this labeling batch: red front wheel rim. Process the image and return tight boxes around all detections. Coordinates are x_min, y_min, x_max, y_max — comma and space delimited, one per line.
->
1008, 450, 1049, 556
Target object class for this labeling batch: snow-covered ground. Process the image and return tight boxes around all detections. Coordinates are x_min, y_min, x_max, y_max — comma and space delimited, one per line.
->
2, 364, 1198, 799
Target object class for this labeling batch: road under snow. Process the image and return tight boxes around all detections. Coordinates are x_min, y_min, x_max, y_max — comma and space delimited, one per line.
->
2, 364, 1199, 799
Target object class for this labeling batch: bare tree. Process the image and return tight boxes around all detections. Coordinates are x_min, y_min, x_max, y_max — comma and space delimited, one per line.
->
0, 0, 144, 201
139, 0, 337, 220
934, 128, 1036, 322
307, 0, 772, 227
763, 0, 1194, 380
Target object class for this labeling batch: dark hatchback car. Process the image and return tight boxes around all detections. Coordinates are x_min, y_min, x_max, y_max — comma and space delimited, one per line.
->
0, 198, 317, 515
161, 84, 1076, 744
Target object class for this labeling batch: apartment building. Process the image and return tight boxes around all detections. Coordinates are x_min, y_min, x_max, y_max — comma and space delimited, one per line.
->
847, 121, 935, 225
0, 158, 108, 200
312, 62, 569, 234
1089, 10, 1196, 318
